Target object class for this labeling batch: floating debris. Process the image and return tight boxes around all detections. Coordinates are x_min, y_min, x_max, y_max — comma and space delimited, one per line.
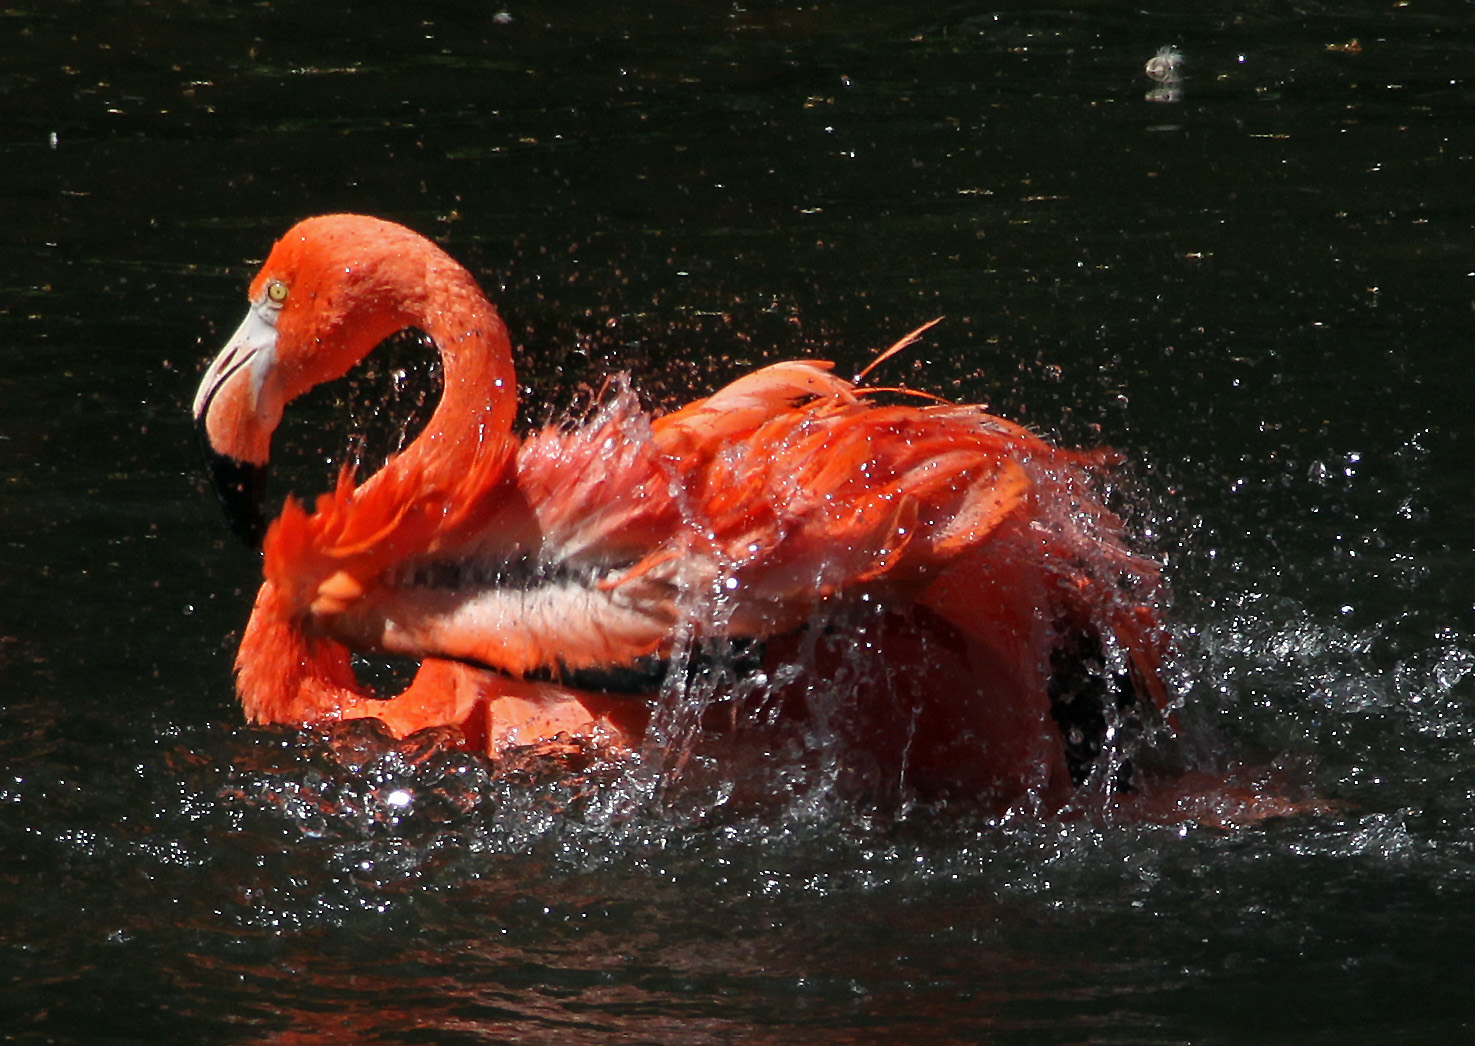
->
1145, 46, 1184, 103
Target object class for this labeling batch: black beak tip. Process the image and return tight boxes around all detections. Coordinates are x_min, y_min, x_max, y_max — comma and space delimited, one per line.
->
196, 421, 268, 550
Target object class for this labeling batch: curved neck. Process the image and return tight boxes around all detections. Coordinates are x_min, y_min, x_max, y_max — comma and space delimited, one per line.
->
368, 263, 520, 499
258, 229, 525, 615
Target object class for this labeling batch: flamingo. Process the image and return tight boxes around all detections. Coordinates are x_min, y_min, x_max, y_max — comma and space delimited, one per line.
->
192, 213, 1170, 809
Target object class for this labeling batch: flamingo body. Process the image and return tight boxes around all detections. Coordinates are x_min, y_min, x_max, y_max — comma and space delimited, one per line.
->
194, 214, 1169, 806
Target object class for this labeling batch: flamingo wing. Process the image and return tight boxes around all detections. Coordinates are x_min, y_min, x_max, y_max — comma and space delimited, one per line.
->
272, 361, 1162, 712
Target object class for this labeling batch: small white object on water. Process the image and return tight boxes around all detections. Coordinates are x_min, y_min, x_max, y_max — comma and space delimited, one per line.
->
1145, 46, 1184, 103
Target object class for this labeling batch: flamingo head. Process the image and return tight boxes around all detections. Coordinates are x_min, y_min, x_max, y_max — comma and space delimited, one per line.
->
193, 213, 509, 546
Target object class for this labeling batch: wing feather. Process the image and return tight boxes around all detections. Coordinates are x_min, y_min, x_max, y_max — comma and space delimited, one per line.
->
258, 358, 1163, 720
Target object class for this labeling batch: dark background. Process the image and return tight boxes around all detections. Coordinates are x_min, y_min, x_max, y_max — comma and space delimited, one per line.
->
3, 2, 1474, 1042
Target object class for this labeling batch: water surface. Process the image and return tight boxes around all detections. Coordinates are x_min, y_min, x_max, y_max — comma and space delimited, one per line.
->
3, 2, 1474, 1042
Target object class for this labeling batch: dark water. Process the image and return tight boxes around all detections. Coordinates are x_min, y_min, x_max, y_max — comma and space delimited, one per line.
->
4, 1, 1475, 1041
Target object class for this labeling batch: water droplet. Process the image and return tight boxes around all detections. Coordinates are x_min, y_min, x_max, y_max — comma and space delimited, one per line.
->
385, 789, 413, 808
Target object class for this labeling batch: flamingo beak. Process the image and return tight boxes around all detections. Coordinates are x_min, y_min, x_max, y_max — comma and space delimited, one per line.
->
195, 421, 269, 548
193, 302, 282, 549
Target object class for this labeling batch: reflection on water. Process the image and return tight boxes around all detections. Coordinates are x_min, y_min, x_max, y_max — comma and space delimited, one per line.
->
1145, 46, 1184, 104
4, 1, 1475, 1042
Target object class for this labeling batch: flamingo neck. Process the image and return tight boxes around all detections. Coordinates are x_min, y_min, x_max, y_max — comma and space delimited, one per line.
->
386, 264, 519, 490
259, 250, 524, 623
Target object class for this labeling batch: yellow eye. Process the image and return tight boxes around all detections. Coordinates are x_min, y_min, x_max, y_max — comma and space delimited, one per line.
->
266, 280, 289, 304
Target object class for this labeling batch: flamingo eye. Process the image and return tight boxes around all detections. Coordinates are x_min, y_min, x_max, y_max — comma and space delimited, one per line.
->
265, 280, 289, 305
